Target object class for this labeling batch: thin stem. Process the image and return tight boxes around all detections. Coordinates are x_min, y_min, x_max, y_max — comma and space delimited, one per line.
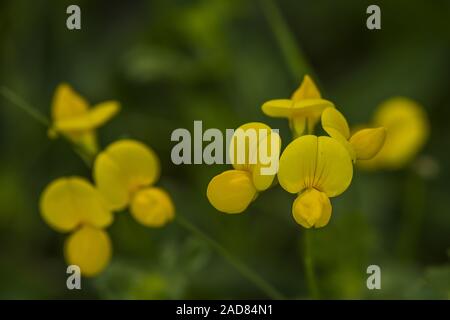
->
0, 86, 49, 126
303, 229, 319, 299
1, 86, 94, 168
72, 144, 95, 168
176, 215, 285, 299
260, 0, 315, 83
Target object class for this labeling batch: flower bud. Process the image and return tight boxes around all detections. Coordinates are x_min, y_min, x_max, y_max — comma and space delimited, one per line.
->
350, 127, 386, 160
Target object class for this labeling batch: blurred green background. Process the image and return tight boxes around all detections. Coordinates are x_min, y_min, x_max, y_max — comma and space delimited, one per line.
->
0, 0, 449, 299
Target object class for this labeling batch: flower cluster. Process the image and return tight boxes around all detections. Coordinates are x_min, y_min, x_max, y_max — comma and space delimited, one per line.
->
40, 84, 175, 277
207, 75, 388, 228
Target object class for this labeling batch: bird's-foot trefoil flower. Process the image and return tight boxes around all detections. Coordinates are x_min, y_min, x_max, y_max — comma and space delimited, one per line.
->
49, 83, 120, 155
39, 176, 113, 276
207, 122, 281, 214
277, 135, 353, 228
94, 139, 175, 227
357, 97, 429, 170
262, 75, 334, 137
321, 107, 386, 162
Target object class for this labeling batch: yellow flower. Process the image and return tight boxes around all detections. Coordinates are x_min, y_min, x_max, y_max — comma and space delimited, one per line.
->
261, 75, 334, 136
49, 83, 120, 154
64, 225, 112, 277
207, 122, 281, 214
94, 139, 174, 227
40, 177, 113, 276
278, 135, 353, 228
130, 187, 175, 227
321, 107, 386, 162
358, 97, 429, 170
40, 177, 113, 232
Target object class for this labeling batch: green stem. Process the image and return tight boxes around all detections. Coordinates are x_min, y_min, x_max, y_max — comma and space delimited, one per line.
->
303, 230, 319, 299
260, 0, 315, 83
0, 86, 49, 126
176, 215, 285, 299
72, 144, 95, 168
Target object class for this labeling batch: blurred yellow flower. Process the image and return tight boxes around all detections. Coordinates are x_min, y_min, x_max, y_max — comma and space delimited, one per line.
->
358, 97, 429, 170
64, 225, 112, 277
130, 187, 175, 227
207, 122, 281, 214
262, 75, 334, 136
40, 176, 113, 232
40, 177, 113, 276
278, 135, 353, 228
94, 139, 174, 227
49, 83, 120, 155
321, 107, 386, 162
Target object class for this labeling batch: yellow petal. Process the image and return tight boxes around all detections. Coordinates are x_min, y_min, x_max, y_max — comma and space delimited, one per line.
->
229, 123, 281, 190
94, 139, 160, 210
326, 129, 355, 162
290, 117, 306, 137
278, 135, 353, 197
314, 136, 353, 196
350, 127, 386, 160
64, 226, 112, 277
40, 177, 113, 232
321, 107, 350, 139
290, 99, 334, 137
291, 99, 334, 117
51, 83, 88, 121
292, 188, 331, 228
321, 107, 356, 160
53, 101, 120, 132
207, 170, 257, 214
262, 99, 333, 121
261, 99, 293, 118
278, 135, 317, 194
362, 97, 429, 169
93, 151, 129, 210
130, 187, 175, 227
292, 99, 335, 134
229, 122, 271, 171
251, 131, 281, 191
291, 75, 322, 101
